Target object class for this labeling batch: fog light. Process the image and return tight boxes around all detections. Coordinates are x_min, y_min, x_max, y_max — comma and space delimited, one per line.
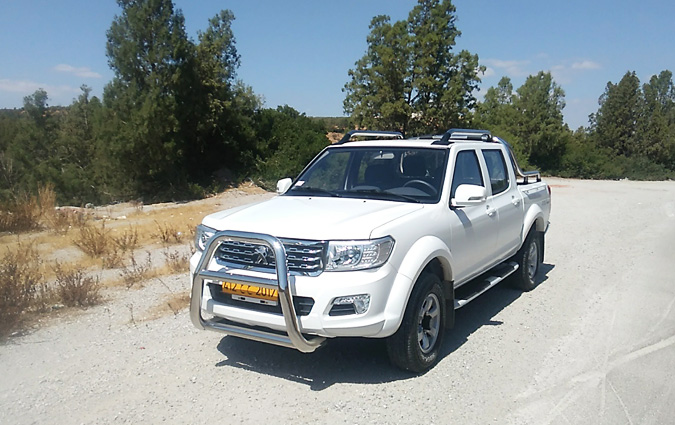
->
332, 294, 371, 314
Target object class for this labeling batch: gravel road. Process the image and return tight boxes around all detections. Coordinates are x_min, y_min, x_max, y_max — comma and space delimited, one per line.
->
2, 178, 675, 424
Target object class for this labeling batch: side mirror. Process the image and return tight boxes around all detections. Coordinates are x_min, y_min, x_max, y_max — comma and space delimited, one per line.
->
276, 178, 293, 195
451, 184, 487, 208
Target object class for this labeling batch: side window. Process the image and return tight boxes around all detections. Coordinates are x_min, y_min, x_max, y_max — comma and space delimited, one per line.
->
451, 150, 484, 199
481, 149, 509, 195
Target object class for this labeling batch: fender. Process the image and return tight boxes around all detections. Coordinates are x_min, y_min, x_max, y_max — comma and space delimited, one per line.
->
380, 235, 454, 336
522, 203, 545, 244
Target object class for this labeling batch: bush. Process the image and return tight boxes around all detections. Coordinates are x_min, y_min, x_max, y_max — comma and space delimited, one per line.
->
74, 222, 111, 257
0, 193, 40, 233
120, 252, 153, 288
53, 264, 101, 307
163, 248, 190, 273
0, 244, 44, 337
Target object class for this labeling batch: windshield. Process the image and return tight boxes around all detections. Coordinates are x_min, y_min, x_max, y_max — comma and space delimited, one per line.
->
285, 146, 448, 203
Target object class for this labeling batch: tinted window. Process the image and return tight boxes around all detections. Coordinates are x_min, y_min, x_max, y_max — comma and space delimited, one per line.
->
482, 149, 509, 195
451, 150, 484, 198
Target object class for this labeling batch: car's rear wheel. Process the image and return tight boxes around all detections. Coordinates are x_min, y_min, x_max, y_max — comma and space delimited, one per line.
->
386, 272, 445, 373
512, 230, 542, 291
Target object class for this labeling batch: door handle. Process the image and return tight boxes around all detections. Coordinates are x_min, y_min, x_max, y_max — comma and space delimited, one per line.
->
511, 196, 521, 206
486, 207, 496, 217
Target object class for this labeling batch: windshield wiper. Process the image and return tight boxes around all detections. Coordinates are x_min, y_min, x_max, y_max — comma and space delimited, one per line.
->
289, 186, 342, 197
351, 189, 420, 203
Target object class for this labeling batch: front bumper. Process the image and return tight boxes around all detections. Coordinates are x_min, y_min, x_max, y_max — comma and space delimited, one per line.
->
190, 231, 397, 352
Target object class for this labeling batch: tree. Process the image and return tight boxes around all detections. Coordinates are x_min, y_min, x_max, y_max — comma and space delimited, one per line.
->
189, 10, 248, 177
104, 0, 195, 197
640, 70, 675, 166
343, 16, 410, 133
252, 106, 328, 185
475, 76, 516, 129
512, 71, 568, 170
343, 0, 484, 135
103, 1, 251, 199
591, 71, 642, 157
53, 86, 103, 203
474, 72, 568, 171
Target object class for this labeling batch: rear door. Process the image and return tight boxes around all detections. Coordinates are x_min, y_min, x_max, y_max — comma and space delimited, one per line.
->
480, 148, 523, 259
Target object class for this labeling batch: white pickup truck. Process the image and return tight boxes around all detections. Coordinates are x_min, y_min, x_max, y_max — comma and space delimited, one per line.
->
190, 128, 551, 372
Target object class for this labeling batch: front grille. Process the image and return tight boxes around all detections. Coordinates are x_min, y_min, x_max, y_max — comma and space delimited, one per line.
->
215, 239, 326, 275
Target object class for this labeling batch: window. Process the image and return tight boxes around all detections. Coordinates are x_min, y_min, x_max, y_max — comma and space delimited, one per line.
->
451, 150, 483, 198
482, 149, 509, 195
287, 147, 448, 203
300, 150, 350, 191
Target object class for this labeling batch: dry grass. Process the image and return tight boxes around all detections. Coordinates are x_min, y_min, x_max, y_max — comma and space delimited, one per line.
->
0, 183, 269, 335
153, 220, 185, 245
144, 291, 191, 321
0, 183, 82, 234
44, 208, 88, 234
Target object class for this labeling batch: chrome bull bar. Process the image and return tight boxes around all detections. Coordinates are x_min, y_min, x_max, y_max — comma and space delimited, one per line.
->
190, 230, 325, 353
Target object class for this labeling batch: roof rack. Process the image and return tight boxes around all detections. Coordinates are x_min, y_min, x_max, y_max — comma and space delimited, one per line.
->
336, 130, 404, 144
432, 128, 492, 145
415, 134, 443, 140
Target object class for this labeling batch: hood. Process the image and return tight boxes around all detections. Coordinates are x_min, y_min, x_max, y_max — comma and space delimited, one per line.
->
202, 195, 424, 240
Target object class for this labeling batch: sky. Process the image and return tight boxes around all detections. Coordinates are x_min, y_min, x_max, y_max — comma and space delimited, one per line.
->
1, 0, 673, 130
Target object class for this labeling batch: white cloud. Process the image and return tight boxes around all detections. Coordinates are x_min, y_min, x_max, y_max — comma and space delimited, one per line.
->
0, 79, 43, 93
481, 59, 531, 78
571, 60, 601, 70
54, 64, 102, 79
549, 59, 602, 84
0, 78, 81, 106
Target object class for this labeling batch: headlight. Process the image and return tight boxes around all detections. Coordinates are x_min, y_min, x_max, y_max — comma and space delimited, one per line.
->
325, 236, 394, 271
194, 224, 216, 251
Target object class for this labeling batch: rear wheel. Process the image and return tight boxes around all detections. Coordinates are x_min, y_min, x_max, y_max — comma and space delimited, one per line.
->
512, 230, 542, 291
386, 273, 445, 373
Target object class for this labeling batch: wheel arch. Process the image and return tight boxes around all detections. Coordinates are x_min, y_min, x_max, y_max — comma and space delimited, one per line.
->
522, 204, 546, 245
520, 209, 546, 263
381, 236, 454, 335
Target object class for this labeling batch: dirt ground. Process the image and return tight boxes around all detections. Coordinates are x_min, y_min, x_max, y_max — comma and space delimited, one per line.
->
1, 178, 675, 424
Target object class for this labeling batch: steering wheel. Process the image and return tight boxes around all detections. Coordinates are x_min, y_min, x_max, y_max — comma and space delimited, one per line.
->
403, 179, 437, 195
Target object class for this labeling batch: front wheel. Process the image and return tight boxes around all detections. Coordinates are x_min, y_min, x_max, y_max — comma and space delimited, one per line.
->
386, 273, 445, 373
512, 230, 542, 291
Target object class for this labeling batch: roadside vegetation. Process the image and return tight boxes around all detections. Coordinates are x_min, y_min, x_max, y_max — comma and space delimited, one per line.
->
0, 183, 251, 339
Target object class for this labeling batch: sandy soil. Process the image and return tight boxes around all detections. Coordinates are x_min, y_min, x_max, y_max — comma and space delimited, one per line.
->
1, 178, 675, 424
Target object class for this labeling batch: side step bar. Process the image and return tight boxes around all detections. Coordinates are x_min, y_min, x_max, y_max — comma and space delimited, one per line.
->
454, 262, 519, 309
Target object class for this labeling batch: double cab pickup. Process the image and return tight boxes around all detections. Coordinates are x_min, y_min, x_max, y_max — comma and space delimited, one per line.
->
190, 128, 551, 372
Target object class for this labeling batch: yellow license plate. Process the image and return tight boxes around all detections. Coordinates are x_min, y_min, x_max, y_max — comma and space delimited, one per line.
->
221, 281, 279, 302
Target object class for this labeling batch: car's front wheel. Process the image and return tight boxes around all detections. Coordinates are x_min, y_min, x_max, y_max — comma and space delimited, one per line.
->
386, 272, 445, 373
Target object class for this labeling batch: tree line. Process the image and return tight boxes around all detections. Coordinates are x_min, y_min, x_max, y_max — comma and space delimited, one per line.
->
1, 0, 674, 209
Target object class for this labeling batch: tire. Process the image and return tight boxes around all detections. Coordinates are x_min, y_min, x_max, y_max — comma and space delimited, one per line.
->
512, 230, 542, 291
386, 272, 445, 373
